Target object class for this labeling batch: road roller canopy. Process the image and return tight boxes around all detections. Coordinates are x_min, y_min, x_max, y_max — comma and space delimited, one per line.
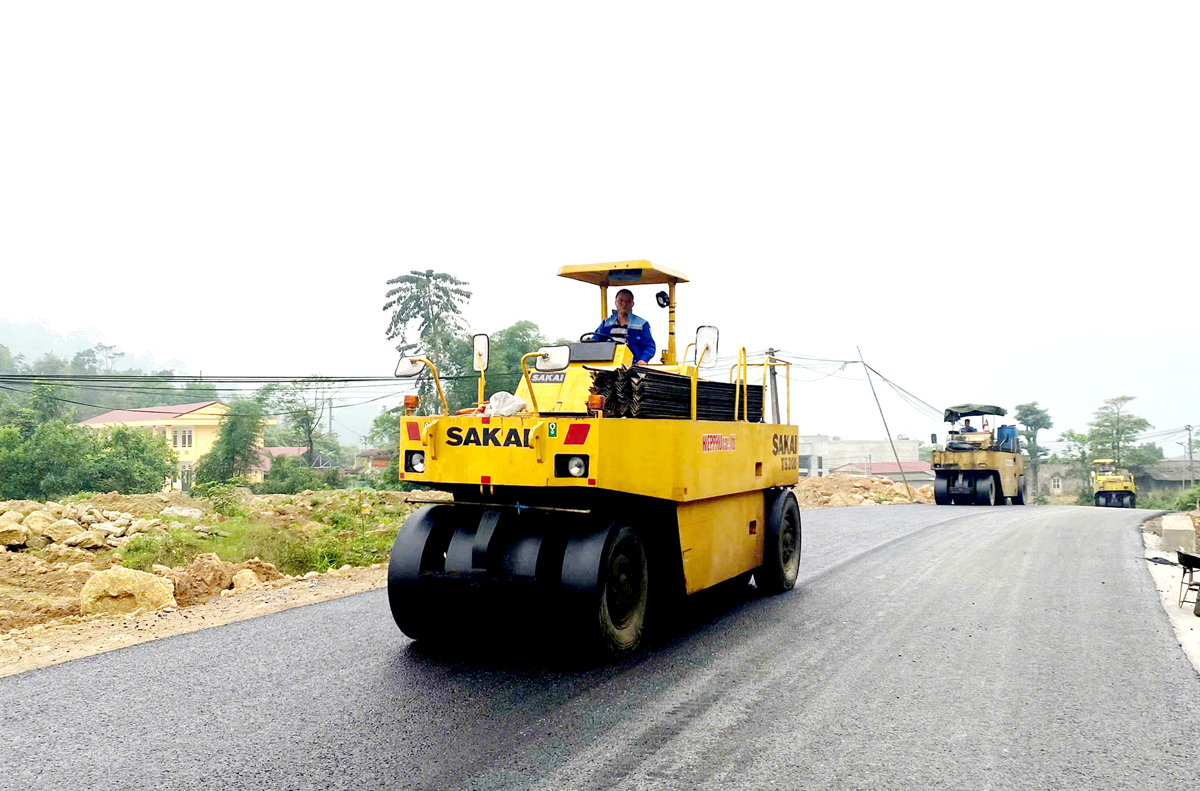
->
556, 260, 690, 287
943, 404, 1006, 423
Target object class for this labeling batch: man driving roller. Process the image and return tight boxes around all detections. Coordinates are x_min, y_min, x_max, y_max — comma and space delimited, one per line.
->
595, 288, 656, 365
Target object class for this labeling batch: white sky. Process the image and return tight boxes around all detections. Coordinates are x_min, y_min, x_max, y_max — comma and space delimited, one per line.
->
2, 2, 1197, 451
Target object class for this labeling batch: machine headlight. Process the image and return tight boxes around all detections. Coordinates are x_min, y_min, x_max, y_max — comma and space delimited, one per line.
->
567, 456, 587, 477
554, 454, 590, 479
405, 450, 426, 473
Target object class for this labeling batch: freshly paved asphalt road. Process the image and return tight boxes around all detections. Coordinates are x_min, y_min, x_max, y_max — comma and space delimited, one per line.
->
4, 505, 1199, 790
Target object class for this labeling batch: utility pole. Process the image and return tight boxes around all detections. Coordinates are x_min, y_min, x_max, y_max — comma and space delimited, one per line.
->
1187, 425, 1195, 489
766, 348, 781, 424
858, 347, 912, 501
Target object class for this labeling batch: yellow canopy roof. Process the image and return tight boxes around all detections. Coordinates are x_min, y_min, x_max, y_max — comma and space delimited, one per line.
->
557, 260, 690, 287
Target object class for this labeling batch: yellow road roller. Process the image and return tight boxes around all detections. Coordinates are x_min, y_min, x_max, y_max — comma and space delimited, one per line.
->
387, 260, 801, 655
1092, 459, 1137, 508
931, 404, 1027, 506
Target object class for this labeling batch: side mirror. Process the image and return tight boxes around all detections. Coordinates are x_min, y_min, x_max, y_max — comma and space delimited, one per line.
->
655, 291, 669, 308
535, 346, 571, 372
694, 326, 719, 368
394, 357, 424, 378
472, 334, 489, 372
930, 433, 937, 444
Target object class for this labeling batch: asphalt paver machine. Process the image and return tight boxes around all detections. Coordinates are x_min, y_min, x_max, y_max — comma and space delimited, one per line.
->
387, 260, 801, 656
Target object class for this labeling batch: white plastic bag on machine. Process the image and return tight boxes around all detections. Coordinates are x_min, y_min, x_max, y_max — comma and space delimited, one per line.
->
483, 391, 527, 417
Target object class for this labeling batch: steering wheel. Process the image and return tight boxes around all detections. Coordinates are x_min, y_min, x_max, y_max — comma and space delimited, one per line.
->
579, 331, 622, 343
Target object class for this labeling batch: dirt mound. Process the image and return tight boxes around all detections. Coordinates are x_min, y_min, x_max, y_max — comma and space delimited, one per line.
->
0, 551, 121, 632
795, 474, 934, 510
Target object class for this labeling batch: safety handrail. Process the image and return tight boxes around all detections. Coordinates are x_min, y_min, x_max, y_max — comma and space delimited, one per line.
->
725, 354, 792, 424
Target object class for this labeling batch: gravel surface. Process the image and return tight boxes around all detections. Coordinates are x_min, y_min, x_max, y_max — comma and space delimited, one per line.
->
3, 505, 1198, 791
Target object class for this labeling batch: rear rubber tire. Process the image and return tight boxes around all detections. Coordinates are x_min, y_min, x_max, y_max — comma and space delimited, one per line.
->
757, 490, 802, 594
596, 525, 649, 656
975, 475, 996, 506
1012, 475, 1026, 505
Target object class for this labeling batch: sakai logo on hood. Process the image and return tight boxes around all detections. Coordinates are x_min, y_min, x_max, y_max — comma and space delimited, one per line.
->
445, 426, 533, 448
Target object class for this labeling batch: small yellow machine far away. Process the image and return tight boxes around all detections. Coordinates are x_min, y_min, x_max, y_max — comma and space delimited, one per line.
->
387, 260, 802, 657
1091, 459, 1137, 508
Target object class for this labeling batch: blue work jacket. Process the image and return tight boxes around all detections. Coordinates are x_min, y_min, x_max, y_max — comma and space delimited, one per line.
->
595, 312, 656, 364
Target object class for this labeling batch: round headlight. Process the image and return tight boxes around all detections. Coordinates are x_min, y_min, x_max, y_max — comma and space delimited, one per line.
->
411, 452, 425, 473
566, 456, 586, 478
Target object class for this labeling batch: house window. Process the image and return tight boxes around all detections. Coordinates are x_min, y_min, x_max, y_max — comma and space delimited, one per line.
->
183, 429, 193, 448
173, 429, 179, 447
1052, 476, 1061, 491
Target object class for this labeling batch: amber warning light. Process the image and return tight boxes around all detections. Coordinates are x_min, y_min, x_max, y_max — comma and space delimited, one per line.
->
587, 394, 606, 411
404, 395, 420, 413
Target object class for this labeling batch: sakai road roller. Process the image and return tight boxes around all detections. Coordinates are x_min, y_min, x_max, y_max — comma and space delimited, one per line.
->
1092, 459, 1137, 508
387, 260, 801, 656
931, 404, 1027, 506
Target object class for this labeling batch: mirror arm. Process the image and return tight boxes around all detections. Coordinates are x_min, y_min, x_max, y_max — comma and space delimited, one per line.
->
519, 352, 542, 414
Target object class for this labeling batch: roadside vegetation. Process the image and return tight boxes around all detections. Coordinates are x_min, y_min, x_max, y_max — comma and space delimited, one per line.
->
118, 488, 412, 576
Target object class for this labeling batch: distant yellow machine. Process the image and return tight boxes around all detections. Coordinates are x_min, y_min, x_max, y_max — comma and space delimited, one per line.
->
387, 260, 801, 655
931, 404, 1027, 506
1092, 459, 1137, 508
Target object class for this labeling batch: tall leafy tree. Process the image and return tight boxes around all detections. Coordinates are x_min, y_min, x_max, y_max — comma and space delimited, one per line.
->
30, 384, 71, 423
1088, 396, 1152, 468
1058, 429, 1094, 497
0, 344, 19, 373
195, 399, 267, 483
383, 271, 471, 411
1015, 402, 1053, 490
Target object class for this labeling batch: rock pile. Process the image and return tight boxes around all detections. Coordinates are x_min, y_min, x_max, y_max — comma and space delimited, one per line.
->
794, 474, 935, 509
0, 499, 165, 553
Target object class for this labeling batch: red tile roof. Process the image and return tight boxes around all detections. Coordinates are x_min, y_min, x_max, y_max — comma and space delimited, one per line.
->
250, 447, 309, 473
80, 401, 222, 425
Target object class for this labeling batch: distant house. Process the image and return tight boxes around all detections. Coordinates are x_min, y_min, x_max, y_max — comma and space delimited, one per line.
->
1035, 463, 1085, 497
80, 401, 276, 491
354, 448, 394, 471
798, 435, 921, 478
828, 460, 934, 484
251, 447, 340, 479
1134, 461, 1200, 496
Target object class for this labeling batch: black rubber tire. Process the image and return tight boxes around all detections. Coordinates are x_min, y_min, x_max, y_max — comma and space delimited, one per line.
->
1095, 493, 1105, 508
933, 475, 951, 506
757, 490, 802, 594
387, 506, 451, 641
596, 525, 649, 656
995, 474, 1009, 505
1012, 475, 1026, 505
975, 475, 996, 506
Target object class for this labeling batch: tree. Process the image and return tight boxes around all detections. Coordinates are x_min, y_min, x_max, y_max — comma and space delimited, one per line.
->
1059, 429, 1094, 498
1015, 402, 1053, 491
30, 353, 69, 375
71, 348, 101, 374
442, 320, 555, 412
364, 406, 401, 452
254, 454, 327, 494
195, 399, 267, 484
90, 426, 177, 494
93, 343, 125, 372
0, 421, 174, 500
259, 379, 342, 464
383, 270, 471, 410
0, 344, 18, 374
1088, 396, 1152, 468
30, 384, 71, 423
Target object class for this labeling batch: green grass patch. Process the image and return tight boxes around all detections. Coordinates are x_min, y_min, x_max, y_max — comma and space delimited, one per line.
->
120, 513, 405, 576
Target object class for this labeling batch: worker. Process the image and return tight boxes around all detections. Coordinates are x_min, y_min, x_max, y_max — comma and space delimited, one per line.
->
961, 419, 978, 433
595, 288, 656, 365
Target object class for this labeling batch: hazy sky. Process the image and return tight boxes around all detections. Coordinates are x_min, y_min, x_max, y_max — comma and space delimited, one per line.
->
2, 2, 1196, 451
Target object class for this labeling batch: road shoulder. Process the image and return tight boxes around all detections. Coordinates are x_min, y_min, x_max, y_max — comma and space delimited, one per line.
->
1142, 517, 1200, 673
